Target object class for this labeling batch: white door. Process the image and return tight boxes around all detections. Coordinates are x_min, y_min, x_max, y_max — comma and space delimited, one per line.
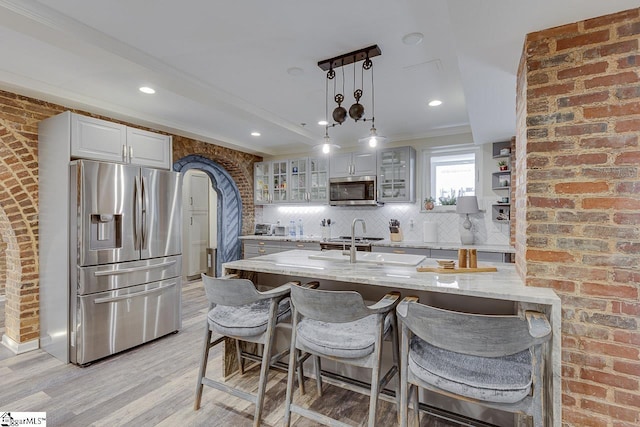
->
183, 171, 210, 278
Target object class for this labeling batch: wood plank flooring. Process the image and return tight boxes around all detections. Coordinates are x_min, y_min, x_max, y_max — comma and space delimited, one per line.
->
0, 281, 460, 427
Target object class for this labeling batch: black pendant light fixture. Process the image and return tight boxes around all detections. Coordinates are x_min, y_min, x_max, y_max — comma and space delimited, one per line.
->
318, 45, 387, 148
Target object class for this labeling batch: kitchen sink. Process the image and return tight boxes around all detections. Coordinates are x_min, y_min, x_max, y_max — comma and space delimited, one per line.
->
309, 250, 425, 266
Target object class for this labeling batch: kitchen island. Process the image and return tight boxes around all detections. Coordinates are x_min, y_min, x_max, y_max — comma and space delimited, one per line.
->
222, 250, 560, 426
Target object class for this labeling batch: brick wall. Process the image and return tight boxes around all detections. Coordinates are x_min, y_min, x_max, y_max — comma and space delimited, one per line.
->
0, 89, 260, 344
173, 136, 259, 236
517, 8, 640, 426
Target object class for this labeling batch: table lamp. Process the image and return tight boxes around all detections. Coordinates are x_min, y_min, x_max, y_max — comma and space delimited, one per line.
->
456, 196, 479, 245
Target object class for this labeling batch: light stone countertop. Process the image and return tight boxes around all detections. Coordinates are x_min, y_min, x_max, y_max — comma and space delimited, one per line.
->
223, 250, 555, 305
223, 249, 561, 425
239, 235, 515, 254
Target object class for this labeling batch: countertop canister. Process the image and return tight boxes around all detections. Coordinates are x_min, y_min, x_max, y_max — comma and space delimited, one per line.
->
423, 221, 437, 243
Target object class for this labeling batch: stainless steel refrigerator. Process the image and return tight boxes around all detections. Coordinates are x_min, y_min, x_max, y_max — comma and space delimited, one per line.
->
68, 160, 182, 365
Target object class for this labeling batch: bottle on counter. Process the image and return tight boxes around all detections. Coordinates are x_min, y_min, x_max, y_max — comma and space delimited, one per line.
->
289, 219, 296, 237
298, 218, 304, 237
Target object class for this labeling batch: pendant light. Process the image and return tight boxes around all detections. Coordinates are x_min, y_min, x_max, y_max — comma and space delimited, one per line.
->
358, 59, 386, 147
317, 71, 340, 154
317, 45, 386, 148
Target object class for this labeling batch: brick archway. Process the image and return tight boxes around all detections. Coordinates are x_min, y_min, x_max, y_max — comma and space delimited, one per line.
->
174, 155, 243, 274
0, 112, 40, 349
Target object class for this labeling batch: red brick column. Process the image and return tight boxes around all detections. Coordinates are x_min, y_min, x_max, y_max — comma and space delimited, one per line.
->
517, 8, 640, 426
0, 92, 43, 345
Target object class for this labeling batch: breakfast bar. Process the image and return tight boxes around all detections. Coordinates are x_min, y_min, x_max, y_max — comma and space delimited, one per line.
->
223, 250, 561, 426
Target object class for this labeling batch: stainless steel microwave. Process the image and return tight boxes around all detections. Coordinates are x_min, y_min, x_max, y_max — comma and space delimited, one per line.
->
329, 176, 379, 206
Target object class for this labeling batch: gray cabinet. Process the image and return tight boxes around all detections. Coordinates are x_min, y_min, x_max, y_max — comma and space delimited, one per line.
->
373, 245, 511, 262
280, 241, 320, 251
243, 240, 320, 259
254, 162, 272, 204
377, 146, 416, 203
70, 112, 172, 169
255, 157, 329, 205
372, 246, 429, 256
330, 151, 376, 178
289, 157, 329, 203
308, 157, 329, 203
243, 241, 282, 258
254, 160, 289, 204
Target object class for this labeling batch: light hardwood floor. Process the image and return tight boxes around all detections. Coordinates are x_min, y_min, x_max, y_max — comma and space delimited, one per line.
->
0, 281, 461, 427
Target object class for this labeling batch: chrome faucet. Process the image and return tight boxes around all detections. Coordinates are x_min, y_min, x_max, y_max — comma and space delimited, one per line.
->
350, 218, 367, 263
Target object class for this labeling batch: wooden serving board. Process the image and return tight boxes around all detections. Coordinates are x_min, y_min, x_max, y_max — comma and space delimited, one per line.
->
416, 266, 498, 274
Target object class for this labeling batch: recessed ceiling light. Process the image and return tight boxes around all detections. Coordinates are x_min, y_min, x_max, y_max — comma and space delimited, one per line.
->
402, 32, 424, 45
287, 67, 304, 76
251, 132, 261, 137
318, 120, 328, 126
428, 100, 442, 107
139, 86, 155, 94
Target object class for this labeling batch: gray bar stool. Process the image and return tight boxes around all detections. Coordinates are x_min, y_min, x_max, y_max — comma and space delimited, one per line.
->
396, 296, 552, 427
283, 286, 401, 427
194, 273, 303, 427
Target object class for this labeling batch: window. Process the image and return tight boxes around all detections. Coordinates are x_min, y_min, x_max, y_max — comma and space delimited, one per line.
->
422, 146, 479, 206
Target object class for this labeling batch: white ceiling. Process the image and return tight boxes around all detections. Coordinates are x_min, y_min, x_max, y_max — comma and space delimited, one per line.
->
0, 0, 637, 156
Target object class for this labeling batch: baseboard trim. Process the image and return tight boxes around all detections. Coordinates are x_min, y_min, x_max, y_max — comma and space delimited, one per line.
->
1, 334, 39, 354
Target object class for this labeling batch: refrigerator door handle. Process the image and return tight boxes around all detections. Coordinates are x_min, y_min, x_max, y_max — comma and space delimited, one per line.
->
93, 281, 177, 304
141, 175, 150, 250
134, 175, 142, 250
93, 259, 177, 276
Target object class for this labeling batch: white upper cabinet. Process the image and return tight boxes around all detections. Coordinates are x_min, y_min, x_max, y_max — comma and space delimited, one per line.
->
71, 114, 126, 163
70, 113, 172, 169
329, 151, 376, 178
126, 127, 172, 169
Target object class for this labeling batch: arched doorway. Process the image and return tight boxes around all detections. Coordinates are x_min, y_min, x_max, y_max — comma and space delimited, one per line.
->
174, 155, 242, 276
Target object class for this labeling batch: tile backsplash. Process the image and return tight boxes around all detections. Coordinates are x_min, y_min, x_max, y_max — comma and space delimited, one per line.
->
255, 198, 510, 245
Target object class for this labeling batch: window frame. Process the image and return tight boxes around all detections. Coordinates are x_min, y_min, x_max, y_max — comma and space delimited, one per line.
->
421, 144, 482, 212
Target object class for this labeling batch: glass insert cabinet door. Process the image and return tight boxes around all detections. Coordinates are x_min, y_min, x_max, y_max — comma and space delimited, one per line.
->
378, 146, 415, 203
254, 162, 271, 204
272, 160, 288, 202
289, 158, 308, 202
309, 157, 328, 203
